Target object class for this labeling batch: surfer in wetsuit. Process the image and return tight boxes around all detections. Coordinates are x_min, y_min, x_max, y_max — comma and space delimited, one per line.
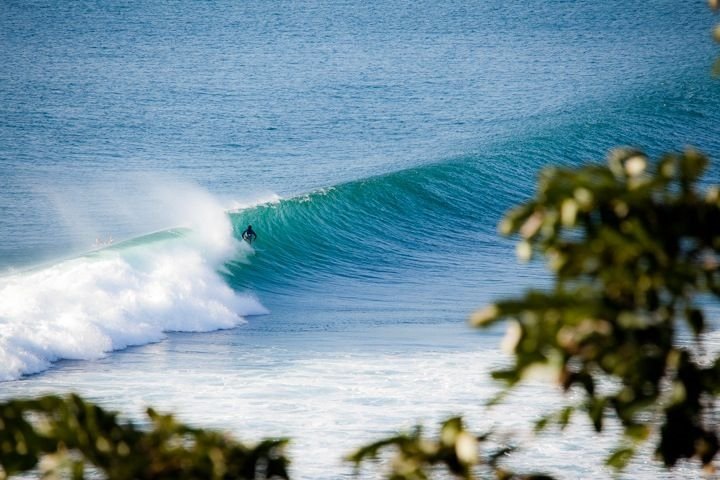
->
242, 225, 257, 244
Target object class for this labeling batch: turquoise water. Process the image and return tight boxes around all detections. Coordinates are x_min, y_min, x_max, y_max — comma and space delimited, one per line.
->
1, 1, 720, 478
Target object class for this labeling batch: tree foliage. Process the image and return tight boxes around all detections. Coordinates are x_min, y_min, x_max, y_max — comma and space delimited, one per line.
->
0, 394, 289, 480
472, 149, 720, 470
347, 417, 551, 480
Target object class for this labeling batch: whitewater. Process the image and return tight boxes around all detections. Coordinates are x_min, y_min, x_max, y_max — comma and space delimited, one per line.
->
0, 182, 269, 381
2, 0, 720, 478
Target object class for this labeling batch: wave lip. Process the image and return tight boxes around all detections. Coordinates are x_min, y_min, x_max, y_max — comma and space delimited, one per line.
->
0, 186, 268, 382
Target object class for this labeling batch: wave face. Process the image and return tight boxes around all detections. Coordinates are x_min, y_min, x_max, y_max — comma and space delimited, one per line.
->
2, 0, 718, 271
225, 77, 720, 303
228, 160, 504, 286
0, 185, 267, 381
3, 71, 720, 380
8, 80, 713, 383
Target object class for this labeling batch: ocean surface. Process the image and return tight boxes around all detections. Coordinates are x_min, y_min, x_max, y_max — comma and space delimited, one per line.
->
1, 1, 720, 478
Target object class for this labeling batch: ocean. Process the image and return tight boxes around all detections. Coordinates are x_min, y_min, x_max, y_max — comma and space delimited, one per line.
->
1, 1, 720, 478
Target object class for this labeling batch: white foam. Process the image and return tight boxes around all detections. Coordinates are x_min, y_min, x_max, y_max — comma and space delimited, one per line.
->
227, 192, 282, 212
0, 333, 678, 479
0, 182, 268, 381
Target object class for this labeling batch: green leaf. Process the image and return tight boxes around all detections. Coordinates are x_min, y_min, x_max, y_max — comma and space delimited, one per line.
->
534, 415, 551, 433
606, 447, 635, 469
625, 424, 650, 442
587, 397, 606, 432
557, 406, 574, 430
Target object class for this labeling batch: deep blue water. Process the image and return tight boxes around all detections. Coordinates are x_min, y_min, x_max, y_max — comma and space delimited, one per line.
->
2, 0, 718, 266
1, 1, 720, 478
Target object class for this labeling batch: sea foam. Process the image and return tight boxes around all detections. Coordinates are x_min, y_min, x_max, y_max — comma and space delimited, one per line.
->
0, 182, 267, 381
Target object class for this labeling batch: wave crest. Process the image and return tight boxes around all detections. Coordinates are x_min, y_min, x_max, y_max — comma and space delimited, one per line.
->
0, 183, 268, 381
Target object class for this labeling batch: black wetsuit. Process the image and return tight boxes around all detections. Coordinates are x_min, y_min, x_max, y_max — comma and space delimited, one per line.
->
242, 228, 257, 243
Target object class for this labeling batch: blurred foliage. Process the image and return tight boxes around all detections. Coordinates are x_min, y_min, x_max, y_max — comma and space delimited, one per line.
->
348, 417, 552, 480
472, 149, 720, 471
0, 394, 289, 480
1, 397, 551, 480
711, 0, 720, 75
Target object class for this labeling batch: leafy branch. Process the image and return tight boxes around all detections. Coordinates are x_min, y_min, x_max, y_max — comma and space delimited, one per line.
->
0, 394, 289, 480
472, 149, 720, 470
348, 417, 552, 480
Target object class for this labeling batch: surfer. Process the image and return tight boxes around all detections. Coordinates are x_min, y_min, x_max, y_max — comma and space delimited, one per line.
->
242, 225, 257, 244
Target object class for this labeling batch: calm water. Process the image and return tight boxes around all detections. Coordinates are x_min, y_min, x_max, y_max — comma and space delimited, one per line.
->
1, 1, 720, 478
